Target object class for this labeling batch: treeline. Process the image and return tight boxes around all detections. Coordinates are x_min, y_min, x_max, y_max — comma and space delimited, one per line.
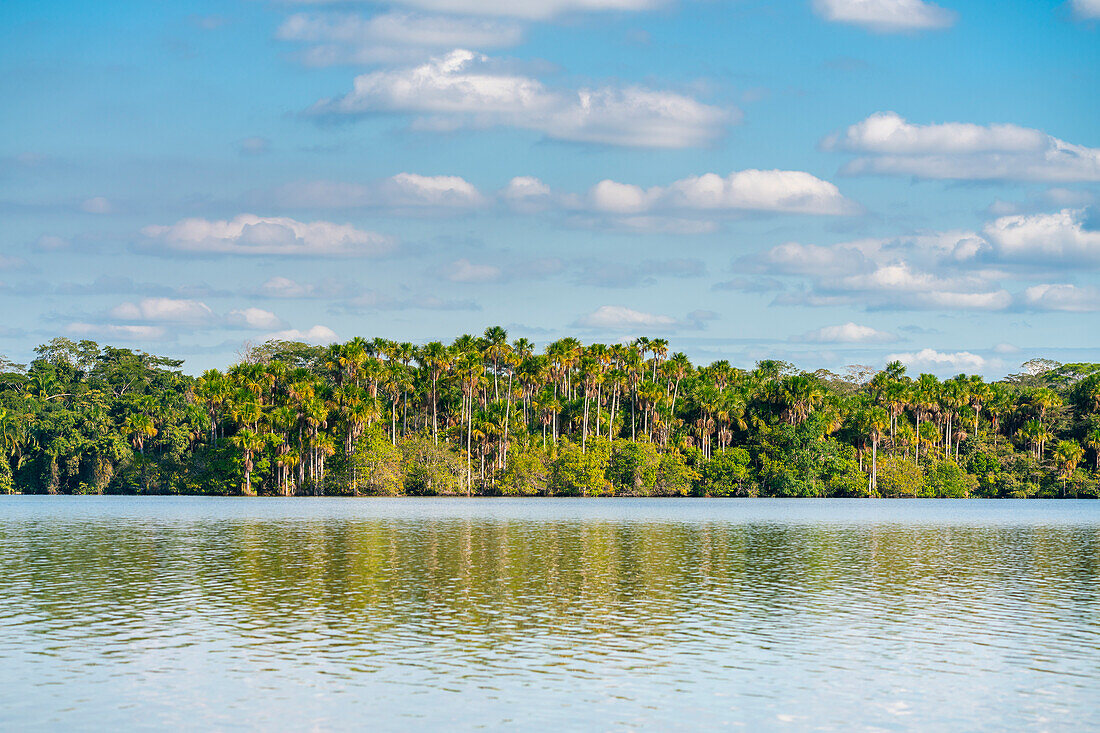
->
1, 333, 1099, 498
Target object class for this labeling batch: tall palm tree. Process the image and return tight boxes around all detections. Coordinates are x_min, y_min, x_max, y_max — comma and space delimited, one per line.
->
230, 428, 262, 496
417, 341, 451, 444
483, 326, 509, 400
1052, 440, 1084, 496
1084, 429, 1100, 472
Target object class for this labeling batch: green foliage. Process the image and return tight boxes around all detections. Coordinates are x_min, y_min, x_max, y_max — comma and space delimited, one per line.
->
607, 439, 659, 495
351, 426, 403, 495
500, 446, 550, 496
654, 450, 696, 496
550, 438, 611, 496
1, 334, 1097, 499
400, 434, 464, 495
876, 456, 924, 498
0, 457, 12, 494
924, 461, 978, 498
698, 447, 752, 496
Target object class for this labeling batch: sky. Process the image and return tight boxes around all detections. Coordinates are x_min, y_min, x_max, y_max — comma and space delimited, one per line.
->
1, 0, 1098, 377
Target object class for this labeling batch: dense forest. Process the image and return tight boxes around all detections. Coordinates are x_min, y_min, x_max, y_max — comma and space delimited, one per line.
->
1, 332, 1098, 498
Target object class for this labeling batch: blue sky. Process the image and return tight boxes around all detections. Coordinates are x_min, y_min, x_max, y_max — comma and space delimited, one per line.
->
1, 0, 1098, 376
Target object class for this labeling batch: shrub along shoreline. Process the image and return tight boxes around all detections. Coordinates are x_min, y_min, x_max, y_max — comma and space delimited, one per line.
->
1, 333, 1098, 498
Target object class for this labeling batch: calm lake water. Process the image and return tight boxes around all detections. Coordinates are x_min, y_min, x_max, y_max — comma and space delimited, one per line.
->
0, 498, 1097, 731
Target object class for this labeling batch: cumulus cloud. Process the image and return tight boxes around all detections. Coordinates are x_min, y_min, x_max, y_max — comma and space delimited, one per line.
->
573, 305, 714, 331
66, 323, 167, 341
823, 112, 1100, 182
311, 49, 731, 148
574, 305, 678, 330
258, 276, 314, 299
227, 308, 286, 329
795, 322, 898, 343
289, 0, 664, 20
266, 173, 485, 211
503, 169, 857, 226
1022, 283, 1100, 312
277, 11, 523, 66
983, 208, 1100, 264
264, 325, 338, 344
745, 232, 1012, 311
141, 214, 395, 257
887, 348, 986, 372
110, 298, 216, 324
500, 176, 554, 212
812, 0, 956, 32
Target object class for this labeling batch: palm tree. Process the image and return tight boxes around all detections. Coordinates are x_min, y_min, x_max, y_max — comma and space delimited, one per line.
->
230, 428, 263, 496
483, 326, 509, 401
867, 406, 889, 494
1085, 429, 1100, 472
1031, 387, 1062, 427
1052, 440, 1084, 496
417, 342, 451, 444
666, 352, 691, 416
913, 373, 939, 462
650, 338, 669, 380
985, 384, 1012, 444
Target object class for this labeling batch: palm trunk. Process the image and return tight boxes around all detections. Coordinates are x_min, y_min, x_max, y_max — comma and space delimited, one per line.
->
582, 390, 589, 453
502, 373, 512, 471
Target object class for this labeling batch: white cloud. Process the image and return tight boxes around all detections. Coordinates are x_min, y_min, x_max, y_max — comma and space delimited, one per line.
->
824, 112, 1100, 182
1071, 0, 1100, 19
574, 305, 678, 329
264, 325, 338, 344
661, 170, 860, 215
749, 235, 1012, 311
590, 180, 652, 213
312, 49, 730, 148
580, 215, 719, 234
993, 342, 1020, 354
572, 169, 859, 219
66, 323, 168, 341
500, 176, 553, 212
796, 322, 898, 343
258, 276, 314, 299
81, 196, 113, 214
227, 308, 286, 329
887, 348, 986, 372
267, 173, 484, 210
1022, 283, 1100, 312
983, 208, 1100, 264
442, 258, 502, 282
110, 297, 216, 324
387, 172, 485, 206
277, 12, 523, 66
141, 214, 395, 257
812, 0, 956, 32
289, 0, 664, 20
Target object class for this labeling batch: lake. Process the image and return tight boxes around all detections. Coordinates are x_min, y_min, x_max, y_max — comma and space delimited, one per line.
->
0, 497, 1097, 731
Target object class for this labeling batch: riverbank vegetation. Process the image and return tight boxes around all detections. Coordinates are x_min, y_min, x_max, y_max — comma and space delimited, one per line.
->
1, 333, 1098, 498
